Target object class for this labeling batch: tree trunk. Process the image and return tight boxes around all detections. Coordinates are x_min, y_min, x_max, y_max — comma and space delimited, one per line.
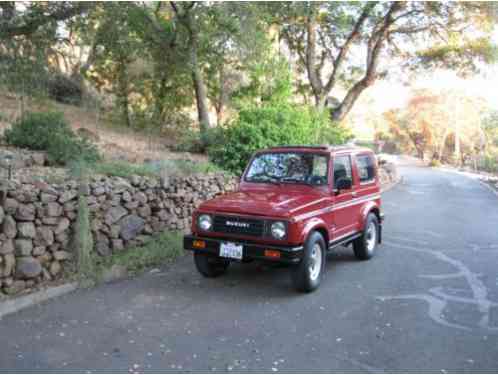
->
117, 61, 131, 127
190, 46, 210, 139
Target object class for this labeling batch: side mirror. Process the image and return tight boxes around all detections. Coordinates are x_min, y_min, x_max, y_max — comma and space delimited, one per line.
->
334, 177, 352, 194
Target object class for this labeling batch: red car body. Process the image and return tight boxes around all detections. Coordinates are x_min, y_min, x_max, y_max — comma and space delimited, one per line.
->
185, 147, 383, 262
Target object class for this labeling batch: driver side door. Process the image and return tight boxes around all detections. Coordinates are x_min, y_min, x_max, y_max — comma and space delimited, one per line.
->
331, 155, 356, 240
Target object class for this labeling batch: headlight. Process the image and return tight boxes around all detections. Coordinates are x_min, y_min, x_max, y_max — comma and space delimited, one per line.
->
198, 214, 213, 231
271, 221, 286, 239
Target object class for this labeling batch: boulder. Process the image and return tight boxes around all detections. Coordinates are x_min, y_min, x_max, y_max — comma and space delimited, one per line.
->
36, 226, 55, 246
119, 215, 145, 241
0, 239, 14, 255
3, 198, 19, 215
45, 202, 63, 217
104, 206, 128, 226
134, 192, 148, 205
16, 257, 42, 279
41, 193, 57, 203
59, 190, 77, 204
15, 203, 35, 221
54, 218, 70, 235
15, 239, 33, 256
53, 251, 71, 261
1, 253, 15, 276
49, 261, 61, 276
17, 222, 36, 238
3, 215, 17, 238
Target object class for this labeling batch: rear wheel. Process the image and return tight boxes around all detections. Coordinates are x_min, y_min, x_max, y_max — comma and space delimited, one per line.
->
291, 231, 326, 293
194, 253, 230, 277
353, 213, 379, 260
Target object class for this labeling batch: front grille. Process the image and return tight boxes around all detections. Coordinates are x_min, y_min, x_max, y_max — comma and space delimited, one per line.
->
213, 215, 265, 237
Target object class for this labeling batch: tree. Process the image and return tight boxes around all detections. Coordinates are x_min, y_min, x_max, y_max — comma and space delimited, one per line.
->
0, 2, 91, 38
275, 2, 496, 122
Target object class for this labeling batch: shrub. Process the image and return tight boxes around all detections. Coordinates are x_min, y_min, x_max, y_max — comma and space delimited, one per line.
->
5, 111, 100, 165
207, 103, 352, 175
47, 72, 83, 105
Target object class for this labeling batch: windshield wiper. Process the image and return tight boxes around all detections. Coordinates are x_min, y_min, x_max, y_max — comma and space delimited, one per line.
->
248, 175, 282, 185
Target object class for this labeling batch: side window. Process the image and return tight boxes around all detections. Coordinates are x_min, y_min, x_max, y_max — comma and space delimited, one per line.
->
333, 156, 352, 187
356, 155, 376, 183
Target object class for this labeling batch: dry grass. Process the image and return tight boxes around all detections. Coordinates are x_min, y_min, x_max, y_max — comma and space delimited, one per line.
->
0, 92, 208, 164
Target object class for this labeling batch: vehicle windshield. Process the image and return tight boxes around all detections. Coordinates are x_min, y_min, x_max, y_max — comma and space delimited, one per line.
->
245, 152, 329, 186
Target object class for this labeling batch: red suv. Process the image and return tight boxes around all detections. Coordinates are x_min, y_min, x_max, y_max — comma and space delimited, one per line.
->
184, 146, 383, 292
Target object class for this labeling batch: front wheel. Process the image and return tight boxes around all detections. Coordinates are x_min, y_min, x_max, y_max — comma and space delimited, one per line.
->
291, 231, 326, 293
353, 213, 379, 260
194, 253, 230, 277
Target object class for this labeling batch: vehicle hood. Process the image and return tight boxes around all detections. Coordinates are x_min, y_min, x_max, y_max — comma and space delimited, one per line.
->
198, 189, 328, 218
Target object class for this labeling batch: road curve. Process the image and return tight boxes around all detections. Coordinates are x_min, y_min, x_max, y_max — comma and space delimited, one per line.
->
1, 165, 498, 372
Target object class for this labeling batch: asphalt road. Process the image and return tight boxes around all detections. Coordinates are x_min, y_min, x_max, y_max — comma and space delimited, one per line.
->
1, 165, 498, 373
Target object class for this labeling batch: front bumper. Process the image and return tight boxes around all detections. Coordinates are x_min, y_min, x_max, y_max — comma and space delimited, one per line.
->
184, 235, 304, 264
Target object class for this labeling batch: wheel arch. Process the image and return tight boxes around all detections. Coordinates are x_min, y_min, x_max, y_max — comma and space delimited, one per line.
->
299, 218, 330, 246
359, 201, 381, 230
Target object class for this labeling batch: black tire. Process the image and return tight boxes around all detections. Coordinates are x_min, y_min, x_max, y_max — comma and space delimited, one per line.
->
194, 253, 230, 278
353, 213, 379, 260
291, 231, 326, 293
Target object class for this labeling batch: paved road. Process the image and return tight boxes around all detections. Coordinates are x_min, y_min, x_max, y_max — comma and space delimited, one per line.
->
1, 166, 498, 373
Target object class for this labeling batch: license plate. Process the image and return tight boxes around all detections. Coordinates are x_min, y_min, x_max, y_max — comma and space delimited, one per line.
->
220, 242, 243, 260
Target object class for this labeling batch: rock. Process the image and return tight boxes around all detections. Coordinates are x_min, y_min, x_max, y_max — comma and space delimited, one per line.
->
1, 253, 15, 276
59, 190, 77, 204
17, 222, 36, 238
104, 206, 128, 226
32, 246, 47, 256
0, 206, 4, 225
124, 201, 139, 210
31, 152, 46, 166
40, 193, 57, 203
111, 239, 124, 251
0, 239, 14, 255
138, 204, 151, 218
55, 232, 69, 247
45, 202, 63, 217
15, 203, 35, 221
54, 218, 70, 235
96, 234, 111, 257
53, 251, 71, 261
3, 198, 19, 215
15, 239, 33, 256
2, 215, 17, 238
130, 175, 141, 186
122, 191, 132, 202
4, 280, 25, 295
134, 192, 148, 205
36, 226, 55, 246
93, 186, 106, 196
49, 261, 61, 276
42, 217, 59, 225
113, 177, 132, 193
119, 215, 145, 241
16, 257, 42, 279
102, 264, 128, 283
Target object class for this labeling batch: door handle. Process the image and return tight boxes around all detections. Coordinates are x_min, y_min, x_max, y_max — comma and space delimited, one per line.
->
352, 191, 357, 197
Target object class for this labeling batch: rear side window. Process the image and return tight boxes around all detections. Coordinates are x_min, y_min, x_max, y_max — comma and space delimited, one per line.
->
356, 154, 376, 183
333, 155, 352, 185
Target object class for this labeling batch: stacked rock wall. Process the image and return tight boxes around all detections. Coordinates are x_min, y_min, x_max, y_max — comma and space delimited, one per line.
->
0, 173, 238, 296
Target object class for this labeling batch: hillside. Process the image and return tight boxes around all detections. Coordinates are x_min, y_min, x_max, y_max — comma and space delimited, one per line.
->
0, 92, 206, 164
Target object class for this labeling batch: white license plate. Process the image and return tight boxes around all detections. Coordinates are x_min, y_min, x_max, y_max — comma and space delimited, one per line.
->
220, 242, 243, 260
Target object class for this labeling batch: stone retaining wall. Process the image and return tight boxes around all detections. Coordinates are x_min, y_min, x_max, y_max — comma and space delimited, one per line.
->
0, 161, 398, 297
0, 173, 238, 296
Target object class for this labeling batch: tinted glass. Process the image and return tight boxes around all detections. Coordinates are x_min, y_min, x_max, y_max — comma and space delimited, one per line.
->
356, 155, 376, 182
245, 152, 328, 185
333, 155, 352, 186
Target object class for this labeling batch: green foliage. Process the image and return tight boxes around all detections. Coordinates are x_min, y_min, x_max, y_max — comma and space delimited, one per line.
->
208, 102, 352, 175
5, 111, 100, 165
75, 194, 97, 286
97, 232, 183, 275
90, 159, 223, 179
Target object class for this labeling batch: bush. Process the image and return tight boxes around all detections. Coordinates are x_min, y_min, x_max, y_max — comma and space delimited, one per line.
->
47, 72, 83, 105
207, 103, 352, 175
5, 111, 100, 165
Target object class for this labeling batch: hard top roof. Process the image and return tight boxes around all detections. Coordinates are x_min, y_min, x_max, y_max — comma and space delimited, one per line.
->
259, 145, 373, 154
